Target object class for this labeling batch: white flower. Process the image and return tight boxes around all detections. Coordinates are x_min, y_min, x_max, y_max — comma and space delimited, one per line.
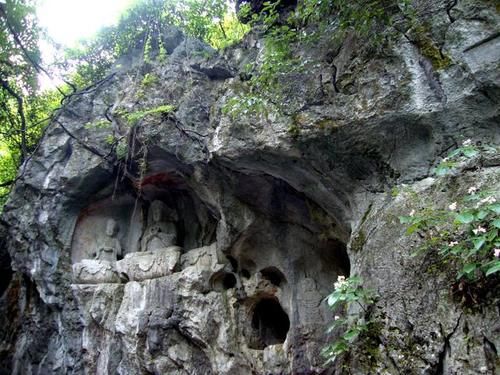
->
494, 248, 500, 258
448, 241, 459, 247
448, 202, 457, 211
334, 275, 347, 289
462, 139, 472, 146
472, 226, 487, 235
467, 186, 478, 194
409, 209, 416, 217
479, 196, 496, 205
334, 315, 340, 321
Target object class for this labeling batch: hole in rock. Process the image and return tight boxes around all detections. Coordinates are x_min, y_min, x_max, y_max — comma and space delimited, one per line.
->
249, 298, 290, 349
0, 245, 12, 297
211, 271, 237, 291
226, 255, 238, 271
240, 258, 256, 275
241, 269, 251, 279
223, 273, 237, 289
259, 267, 286, 287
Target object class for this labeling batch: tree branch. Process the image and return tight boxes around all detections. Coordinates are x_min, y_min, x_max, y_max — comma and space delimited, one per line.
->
0, 4, 72, 98
54, 119, 107, 159
0, 77, 27, 161
0, 179, 15, 188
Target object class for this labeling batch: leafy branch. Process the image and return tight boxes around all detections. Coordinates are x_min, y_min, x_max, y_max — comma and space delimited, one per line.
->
399, 141, 500, 301
322, 276, 378, 365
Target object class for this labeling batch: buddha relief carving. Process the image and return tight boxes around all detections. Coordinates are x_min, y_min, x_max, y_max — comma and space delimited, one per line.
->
141, 200, 179, 252
72, 218, 123, 284
115, 200, 181, 281
94, 218, 122, 262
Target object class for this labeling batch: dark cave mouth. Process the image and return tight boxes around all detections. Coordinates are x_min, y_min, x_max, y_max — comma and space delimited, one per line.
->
260, 267, 286, 287
211, 271, 237, 291
0, 247, 13, 297
249, 298, 290, 349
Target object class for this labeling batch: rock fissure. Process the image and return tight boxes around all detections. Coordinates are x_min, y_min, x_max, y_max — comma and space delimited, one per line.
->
436, 313, 463, 374
1, 1, 499, 373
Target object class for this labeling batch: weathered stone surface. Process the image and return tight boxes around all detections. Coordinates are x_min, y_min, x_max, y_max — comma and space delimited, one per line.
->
72, 260, 122, 284
116, 246, 181, 281
0, 0, 499, 374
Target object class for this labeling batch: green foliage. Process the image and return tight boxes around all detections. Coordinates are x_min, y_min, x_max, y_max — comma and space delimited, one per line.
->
0, 144, 17, 209
433, 140, 481, 176
0, 0, 248, 209
141, 73, 158, 88
223, 0, 408, 120
84, 119, 111, 130
400, 190, 500, 282
0, 1, 65, 207
296, 0, 397, 38
414, 33, 452, 70
399, 141, 500, 286
208, 10, 250, 50
115, 138, 129, 160
115, 104, 175, 126
65, 0, 248, 87
223, 1, 302, 118
0, 89, 60, 204
136, 72, 159, 99
0, 0, 40, 95
322, 276, 378, 365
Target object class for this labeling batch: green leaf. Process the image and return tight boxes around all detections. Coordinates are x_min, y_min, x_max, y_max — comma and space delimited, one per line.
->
487, 229, 498, 242
485, 262, 500, 277
406, 223, 420, 235
343, 329, 361, 342
476, 210, 488, 220
492, 219, 500, 229
462, 263, 477, 274
327, 293, 340, 307
462, 148, 478, 158
473, 237, 486, 251
348, 276, 362, 284
489, 203, 500, 214
399, 216, 413, 224
435, 165, 451, 176
456, 212, 475, 224
450, 246, 463, 255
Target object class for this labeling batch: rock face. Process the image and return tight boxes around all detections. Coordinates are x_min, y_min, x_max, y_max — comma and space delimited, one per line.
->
0, 1, 499, 374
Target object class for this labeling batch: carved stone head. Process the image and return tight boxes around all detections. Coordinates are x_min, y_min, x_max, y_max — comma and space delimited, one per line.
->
105, 218, 118, 237
148, 200, 178, 224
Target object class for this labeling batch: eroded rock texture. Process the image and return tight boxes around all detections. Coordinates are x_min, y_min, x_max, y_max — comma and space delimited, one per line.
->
0, 0, 499, 374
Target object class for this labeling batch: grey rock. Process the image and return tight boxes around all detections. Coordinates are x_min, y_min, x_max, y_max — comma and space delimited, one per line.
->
116, 247, 181, 281
72, 260, 122, 284
0, 1, 499, 374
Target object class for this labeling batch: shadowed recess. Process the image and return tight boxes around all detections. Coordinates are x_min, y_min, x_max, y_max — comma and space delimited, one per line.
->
250, 298, 290, 349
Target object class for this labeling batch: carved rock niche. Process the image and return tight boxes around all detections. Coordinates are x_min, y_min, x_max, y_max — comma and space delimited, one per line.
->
71, 194, 143, 264
70, 176, 218, 284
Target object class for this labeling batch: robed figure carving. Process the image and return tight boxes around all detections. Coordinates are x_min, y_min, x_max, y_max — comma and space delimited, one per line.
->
72, 218, 122, 284
95, 218, 122, 262
141, 200, 179, 252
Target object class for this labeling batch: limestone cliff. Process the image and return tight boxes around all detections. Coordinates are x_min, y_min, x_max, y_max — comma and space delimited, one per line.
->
0, 0, 499, 374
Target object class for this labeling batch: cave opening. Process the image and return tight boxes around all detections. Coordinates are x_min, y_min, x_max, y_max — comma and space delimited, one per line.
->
222, 273, 237, 289
241, 269, 251, 279
211, 271, 237, 291
249, 298, 290, 349
260, 267, 286, 287
0, 244, 12, 297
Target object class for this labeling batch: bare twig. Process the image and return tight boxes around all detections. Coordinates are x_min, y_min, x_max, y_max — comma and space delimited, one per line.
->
55, 120, 106, 159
